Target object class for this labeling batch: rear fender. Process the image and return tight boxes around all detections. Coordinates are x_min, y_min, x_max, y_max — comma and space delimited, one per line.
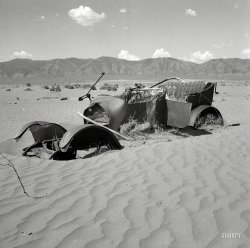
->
189, 105, 223, 127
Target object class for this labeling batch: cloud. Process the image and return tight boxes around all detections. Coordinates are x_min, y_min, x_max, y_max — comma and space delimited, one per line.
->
185, 9, 197, 16
39, 15, 45, 20
212, 41, 233, 49
118, 50, 140, 61
152, 48, 171, 58
120, 8, 127, 13
68, 6, 106, 27
13, 51, 32, 59
242, 48, 250, 58
212, 44, 222, 49
190, 51, 213, 63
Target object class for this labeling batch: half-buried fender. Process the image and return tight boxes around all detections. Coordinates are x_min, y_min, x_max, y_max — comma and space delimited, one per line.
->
15, 121, 67, 142
59, 124, 122, 152
189, 105, 223, 127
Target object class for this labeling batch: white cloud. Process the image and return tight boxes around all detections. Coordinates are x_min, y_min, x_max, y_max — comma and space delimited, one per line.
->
118, 49, 140, 61
190, 51, 213, 63
152, 48, 171, 58
120, 8, 127, 13
185, 8, 197, 16
212, 41, 233, 49
13, 51, 32, 59
242, 48, 250, 58
39, 15, 45, 20
212, 44, 222, 49
68, 6, 106, 27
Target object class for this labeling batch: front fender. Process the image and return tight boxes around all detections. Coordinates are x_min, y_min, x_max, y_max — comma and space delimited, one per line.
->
84, 95, 128, 131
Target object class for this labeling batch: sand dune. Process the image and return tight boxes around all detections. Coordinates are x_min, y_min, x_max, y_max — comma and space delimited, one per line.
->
0, 82, 250, 248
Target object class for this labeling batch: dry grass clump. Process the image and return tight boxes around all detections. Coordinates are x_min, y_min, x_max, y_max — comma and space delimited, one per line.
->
42, 85, 50, 89
73, 83, 81, 89
100, 83, 118, 91
65, 83, 74, 89
50, 85, 61, 92
127, 90, 163, 103
162, 81, 207, 101
195, 113, 224, 127
80, 84, 96, 90
120, 119, 154, 137
24, 87, 33, 91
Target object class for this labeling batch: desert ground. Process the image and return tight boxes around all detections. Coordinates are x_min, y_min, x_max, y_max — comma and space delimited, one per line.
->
0, 81, 250, 248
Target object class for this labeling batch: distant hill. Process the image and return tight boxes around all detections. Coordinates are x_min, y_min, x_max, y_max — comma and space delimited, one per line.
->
0, 57, 250, 84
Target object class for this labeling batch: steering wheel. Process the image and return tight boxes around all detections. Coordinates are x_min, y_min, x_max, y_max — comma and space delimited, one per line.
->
78, 93, 91, 101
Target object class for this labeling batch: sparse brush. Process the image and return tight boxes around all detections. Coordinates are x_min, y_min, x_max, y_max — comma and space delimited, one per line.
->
26, 83, 31, 87
80, 83, 91, 89
50, 85, 61, 92
195, 113, 224, 127
73, 83, 81, 88
24, 87, 32, 91
120, 118, 154, 137
100, 83, 118, 91
65, 83, 74, 89
120, 118, 137, 135
42, 85, 49, 89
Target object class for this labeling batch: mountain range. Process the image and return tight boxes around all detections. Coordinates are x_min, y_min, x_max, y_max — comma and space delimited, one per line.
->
0, 57, 250, 84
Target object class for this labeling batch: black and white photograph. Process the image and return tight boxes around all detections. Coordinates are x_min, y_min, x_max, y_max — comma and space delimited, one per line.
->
0, 0, 250, 247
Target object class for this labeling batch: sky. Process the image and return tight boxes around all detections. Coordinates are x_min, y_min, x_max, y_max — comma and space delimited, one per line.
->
0, 0, 250, 63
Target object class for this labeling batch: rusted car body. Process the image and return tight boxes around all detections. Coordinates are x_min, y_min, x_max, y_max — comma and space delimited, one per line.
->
83, 78, 223, 130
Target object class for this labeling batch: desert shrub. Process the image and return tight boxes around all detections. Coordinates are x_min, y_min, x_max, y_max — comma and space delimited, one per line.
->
42, 85, 50, 89
6, 88, 11, 92
100, 83, 118, 91
73, 83, 81, 88
24, 87, 32, 91
50, 85, 61, 92
26, 83, 31, 87
79, 84, 97, 90
65, 83, 74, 89
80, 83, 93, 90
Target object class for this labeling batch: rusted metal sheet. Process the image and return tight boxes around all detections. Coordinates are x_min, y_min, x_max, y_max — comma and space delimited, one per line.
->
166, 100, 192, 128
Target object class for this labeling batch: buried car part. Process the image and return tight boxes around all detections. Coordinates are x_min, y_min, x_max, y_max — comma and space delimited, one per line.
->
15, 122, 122, 160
